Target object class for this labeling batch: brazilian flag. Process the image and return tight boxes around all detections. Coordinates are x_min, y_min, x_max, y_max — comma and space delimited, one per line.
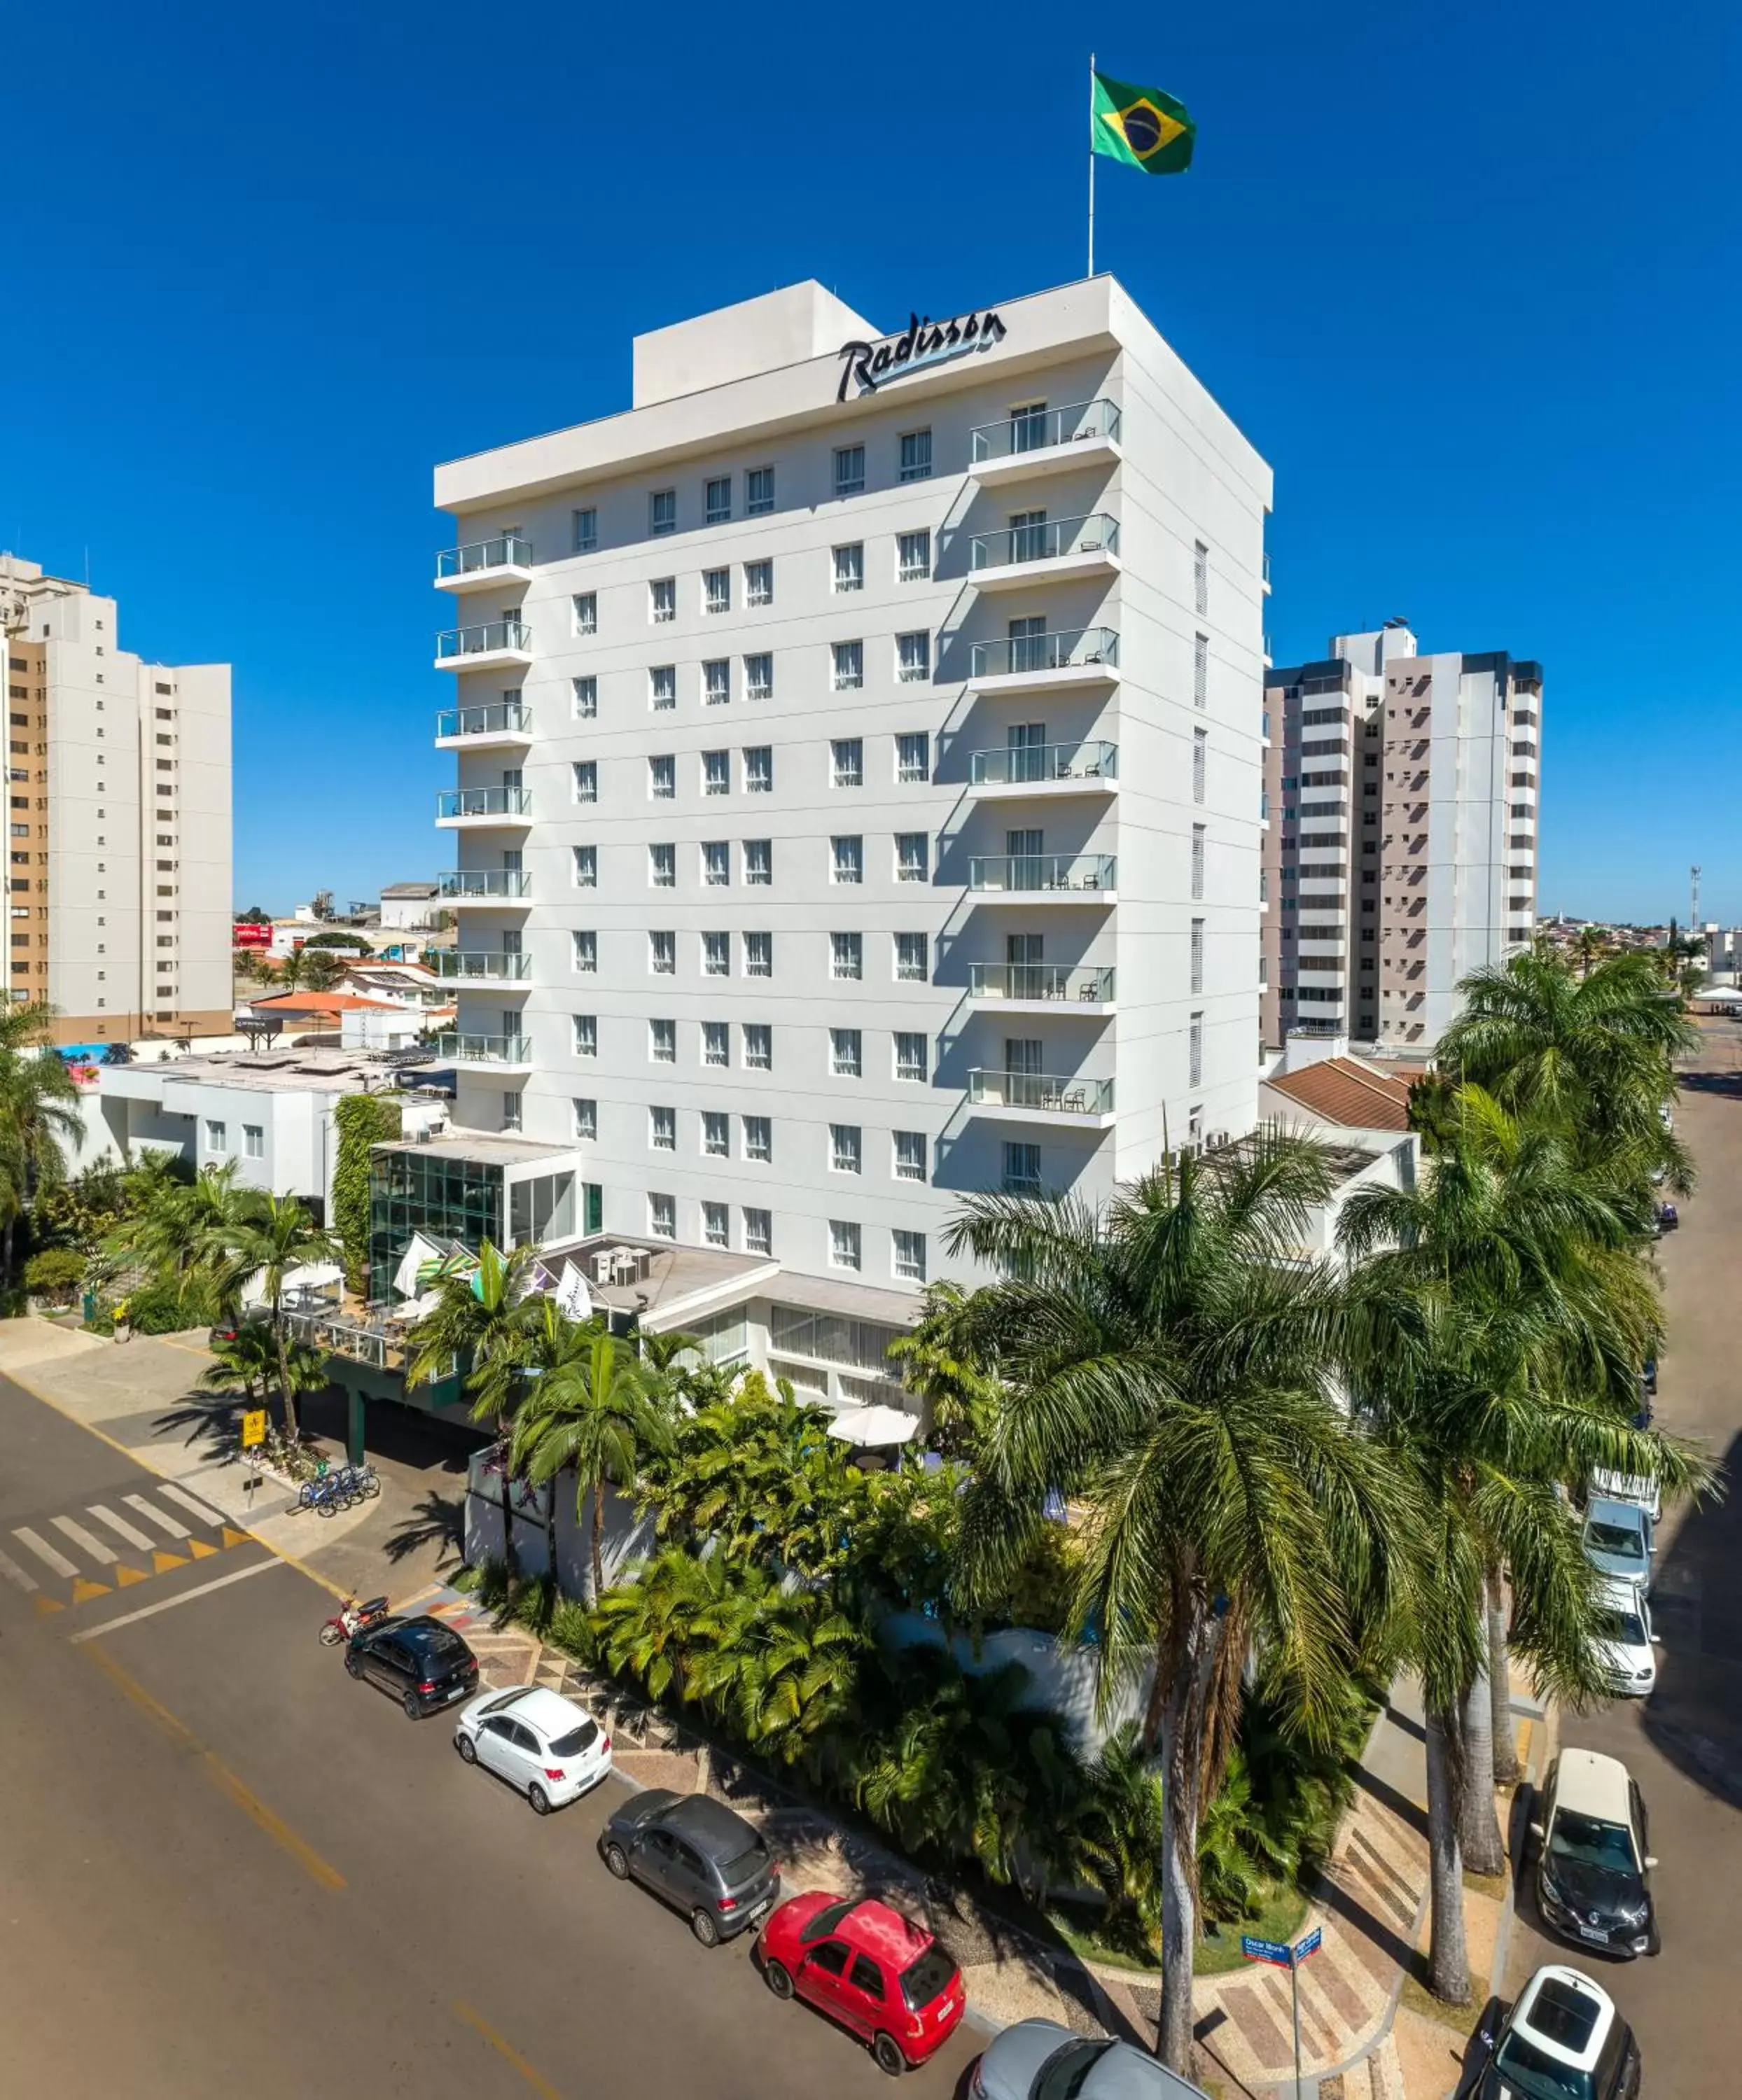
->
1092, 71, 1195, 175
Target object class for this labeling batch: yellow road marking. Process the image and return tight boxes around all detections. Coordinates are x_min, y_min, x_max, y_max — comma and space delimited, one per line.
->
188, 1536, 218, 1560
221, 1526, 252, 1550
81, 1644, 345, 1892
153, 1548, 188, 1574
115, 1563, 148, 1588
32, 1594, 63, 1616
453, 2001, 562, 2099
71, 1576, 111, 1604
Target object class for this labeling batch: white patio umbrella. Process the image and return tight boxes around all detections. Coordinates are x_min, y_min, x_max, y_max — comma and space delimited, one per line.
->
825, 1402, 921, 1447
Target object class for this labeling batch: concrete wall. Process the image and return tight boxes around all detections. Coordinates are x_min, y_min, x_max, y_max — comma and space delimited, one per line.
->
464, 1460, 655, 1594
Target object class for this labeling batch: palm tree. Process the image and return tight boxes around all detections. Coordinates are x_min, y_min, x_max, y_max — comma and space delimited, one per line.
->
510, 1315, 673, 1600
886, 1278, 1002, 1459
111, 1158, 257, 1309
0, 1002, 82, 1281
200, 1319, 326, 1408
685, 1569, 867, 1766
215, 1194, 341, 1448
939, 1131, 1414, 2076
591, 1544, 734, 1704
1571, 926, 1611, 979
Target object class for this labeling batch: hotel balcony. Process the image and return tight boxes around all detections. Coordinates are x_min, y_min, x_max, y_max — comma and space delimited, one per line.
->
438, 868, 531, 903
968, 852, 1116, 902
435, 699, 534, 751
968, 626, 1120, 696
968, 1068, 1116, 1128
968, 741, 1118, 800
436, 1031, 534, 1071
433, 617, 534, 674
431, 951, 533, 984
968, 513, 1120, 591
968, 963, 1115, 1015
968, 398, 1122, 484
436, 785, 532, 828
433, 534, 535, 593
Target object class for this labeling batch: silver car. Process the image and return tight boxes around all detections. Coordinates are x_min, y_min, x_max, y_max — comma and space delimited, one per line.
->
972, 2022, 1210, 2100
1582, 1496, 1654, 1592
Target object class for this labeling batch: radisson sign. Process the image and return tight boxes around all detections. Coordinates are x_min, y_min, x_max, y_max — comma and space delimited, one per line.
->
836, 307, 1008, 402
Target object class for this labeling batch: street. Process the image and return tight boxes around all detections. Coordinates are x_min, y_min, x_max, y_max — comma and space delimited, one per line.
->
1503, 1021, 1742, 2096
0, 1382, 980, 2099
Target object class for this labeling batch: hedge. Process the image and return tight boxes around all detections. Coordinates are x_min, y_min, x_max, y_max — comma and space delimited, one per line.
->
333, 1091, 403, 1291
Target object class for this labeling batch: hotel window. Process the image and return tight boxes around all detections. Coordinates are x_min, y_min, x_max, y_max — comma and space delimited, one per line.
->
571, 592, 597, 636
650, 1018, 677, 1063
744, 652, 772, 701
832, 542, 864, 594
1004, 1140, 1041, 1194
1191, 824, 1206, 900
702, 1111, 730, 1158
502, 1093, 522, 1134
830, 1028, 862, 1078
832, 640, 863, 691
892, 1130, 927, 1183
833, 444, 865, 497
704, 566, 730, 615
830, 1220, 862, 1272
831, 834, 863, 884
1190, 917, 1204, 995
898, 528, 931, 582
1192, 729, 1207, 804
573, 1014, 597, 1057
648, 1193, 676, 1239
894, 931, 928, 982
744, 558, 773, 606
572, 1098, 597, 1141
649, 841, 675, 888
650, 1105, 676, 1152
893, 1031, 928, 1082
572, 674, 597, 719
743, 1114, 772, 1161
242, 1125, 264, 1160
896, 732, 930, 783
899, 428, 932, 482
650, 578, 676, 624
744, 1206, 772, 1255
830, 931, 863, 981
746, 466, 774, 517
648, 754, 675, 799
830, 1124, 863, 1175
650, 489, 676, 537
649, 664, 676, 710
744, 930, 772, 977
743, 1025, 772, 1070
702, 930, 730, 976
702, 1020, 730, 1068
1189, 1010, 1204, 1087
704, 476, 732, 525
831, 738, 863, 789
896, 631, 931, 683
1193, 633, 1208, 709
573, 507, 597, 553
895, 832, 929, 883
892, 1229, 927, 1284
703, 658, 730, 706
572, 760, 597, 804
743, 745, 772, 794
1193, 540, 1209, 617
702, 1201, 729, 1250
744, 838, 772, 886
566, 844, 595, 889
702, 748, 729, 796
702, 840, 730, 886
649, 930, 676, 975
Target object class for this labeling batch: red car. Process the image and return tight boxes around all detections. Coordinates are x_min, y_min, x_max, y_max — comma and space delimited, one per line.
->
755, 1890, 966, 2074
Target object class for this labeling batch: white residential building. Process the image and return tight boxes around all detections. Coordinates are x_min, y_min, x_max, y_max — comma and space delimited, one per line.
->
422, 276, 1269, 1310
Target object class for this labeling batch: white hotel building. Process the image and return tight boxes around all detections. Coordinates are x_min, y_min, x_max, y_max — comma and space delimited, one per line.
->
416, 276, 1270, 1369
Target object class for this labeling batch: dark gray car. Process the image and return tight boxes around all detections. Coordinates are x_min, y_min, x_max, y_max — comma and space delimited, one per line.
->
972, 2022, 1210, 2100
599, 1789, 780, 1946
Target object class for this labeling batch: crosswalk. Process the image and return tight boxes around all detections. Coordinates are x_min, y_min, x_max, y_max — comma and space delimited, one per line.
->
1, 1480, 255, 1611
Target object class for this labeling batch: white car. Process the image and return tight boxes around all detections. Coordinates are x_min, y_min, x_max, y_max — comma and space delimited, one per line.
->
1591, 1578, 1658, 1698
1462, 1963, 1640, 2098
454, 1685, 612, 1812
1581, 1496, 1654, 1592
1590, 1467, 1661, 1524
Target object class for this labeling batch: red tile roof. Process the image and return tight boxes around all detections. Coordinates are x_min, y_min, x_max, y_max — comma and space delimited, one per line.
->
247, 990, 412, 1015
1266, 1056, 1416, 1132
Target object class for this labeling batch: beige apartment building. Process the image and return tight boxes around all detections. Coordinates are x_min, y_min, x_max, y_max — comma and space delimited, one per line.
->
1262, 621, 1540, 1048
1, 554, 232, 1044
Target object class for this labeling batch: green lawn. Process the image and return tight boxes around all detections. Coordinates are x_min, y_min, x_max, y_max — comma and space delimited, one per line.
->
1047, 1877, 1311, 1979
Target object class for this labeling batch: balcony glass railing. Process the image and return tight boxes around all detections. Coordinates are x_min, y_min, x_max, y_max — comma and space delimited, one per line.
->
436, 786, 531, 820
970, 741, 1118, 788
969, 626, 1120, 680
969, 1070, 1115, 1116
438, 869, 530, 899
970, 398, 1122, 462
436, 618, 531, 662
436, 699, 531, 741
431, 951, 531, 981
968, 853, 1116, 895
970, 513, 1119, 570
436, 1032, 531, 1063
436, 535, 533, 582
969, 964, 1115, 1004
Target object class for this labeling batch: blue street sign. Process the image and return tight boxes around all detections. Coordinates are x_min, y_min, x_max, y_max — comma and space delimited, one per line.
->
1241, 1935, 1293, 1968
1294, 1926, 1323, 1963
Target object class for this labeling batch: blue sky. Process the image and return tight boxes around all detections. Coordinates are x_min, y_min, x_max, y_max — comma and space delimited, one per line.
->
4, 1, 1737, 923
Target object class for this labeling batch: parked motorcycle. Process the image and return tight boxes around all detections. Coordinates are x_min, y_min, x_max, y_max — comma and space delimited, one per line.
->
319, 1595, 391, 1646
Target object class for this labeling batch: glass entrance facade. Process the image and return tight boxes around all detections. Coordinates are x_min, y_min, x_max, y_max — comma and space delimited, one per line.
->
368, 1151, 504, 1302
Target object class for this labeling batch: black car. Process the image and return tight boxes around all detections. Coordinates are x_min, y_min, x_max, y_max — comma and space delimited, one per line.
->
599, 1788, 780, 1945
346, 1614, 479, 1718
1530, 1749, 1659, 1958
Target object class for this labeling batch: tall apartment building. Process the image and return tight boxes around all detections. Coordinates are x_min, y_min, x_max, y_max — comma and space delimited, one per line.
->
419, 276, 1269, 1316
0, 554, 232, 1044
1261, 621, 1541, 1048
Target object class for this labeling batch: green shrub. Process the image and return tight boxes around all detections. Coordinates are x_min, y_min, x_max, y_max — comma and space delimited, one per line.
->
548, 1600, 597, 1661
119, 1274, 221, 1334
25, 1247, 87, 1301
332, 1093, 402, 1291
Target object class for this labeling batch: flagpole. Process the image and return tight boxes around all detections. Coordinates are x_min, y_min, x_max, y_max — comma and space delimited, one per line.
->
1087, 51, 1096, 277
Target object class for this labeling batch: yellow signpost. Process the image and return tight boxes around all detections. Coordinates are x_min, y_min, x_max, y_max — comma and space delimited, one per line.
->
241, 1410, 267, 1450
